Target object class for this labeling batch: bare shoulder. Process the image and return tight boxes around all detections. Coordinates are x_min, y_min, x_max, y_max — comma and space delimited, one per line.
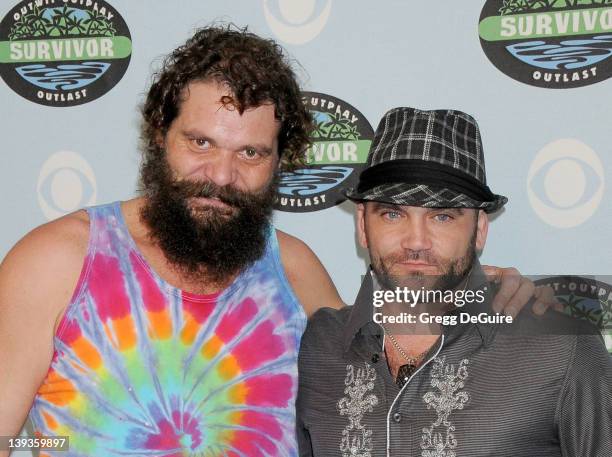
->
2, 210, 89, 277
0, 210, 90, 329
276, 229, 345, 317
277, 229, 312, 256
276, 229, 322, 279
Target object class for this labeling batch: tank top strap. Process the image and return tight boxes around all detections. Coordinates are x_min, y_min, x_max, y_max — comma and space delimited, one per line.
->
258, 225, 307, 341
266, 226, 298, 295
83, 201, 137, 260
55, 201, 130, 334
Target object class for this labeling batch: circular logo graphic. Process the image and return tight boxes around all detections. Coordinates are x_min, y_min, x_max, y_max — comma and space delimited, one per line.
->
527, 139, 604, 228
37, 150, 97, 219
479, 1, 612, 88
263, 0, 332, 45
274, 92, 373, 212
534, 276, 612, 354
0, 0, 132, 106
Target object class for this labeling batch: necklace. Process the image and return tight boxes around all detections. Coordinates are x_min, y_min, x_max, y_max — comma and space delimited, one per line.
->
377, 269, 472, 387
381, 323, 438, 388
380, 269, 472, 389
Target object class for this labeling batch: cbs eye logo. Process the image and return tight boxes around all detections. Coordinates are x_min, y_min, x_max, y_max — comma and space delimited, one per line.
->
263, 0, 332, 45
527, 139, 604, 228
37, 151, 97, 220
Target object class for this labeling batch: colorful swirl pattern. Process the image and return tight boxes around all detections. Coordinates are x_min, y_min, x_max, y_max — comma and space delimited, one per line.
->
28, 202, 305, 456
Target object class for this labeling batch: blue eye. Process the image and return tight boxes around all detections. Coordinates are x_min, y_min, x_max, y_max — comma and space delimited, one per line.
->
383, 211, 401, 220
37, 151, 97, 220
434, 214, 451, 222
527, 139, 604, 228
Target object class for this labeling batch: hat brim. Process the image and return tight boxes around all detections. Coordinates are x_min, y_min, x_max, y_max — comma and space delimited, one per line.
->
344, 183, 507, 213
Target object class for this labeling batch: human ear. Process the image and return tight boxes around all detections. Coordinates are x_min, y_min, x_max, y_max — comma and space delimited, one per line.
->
356, 203, 368, 249
475, 210, 489, 251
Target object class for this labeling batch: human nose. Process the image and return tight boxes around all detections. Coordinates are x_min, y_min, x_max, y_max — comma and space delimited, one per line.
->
203, 150, 237, 187
399, 217, 432, 252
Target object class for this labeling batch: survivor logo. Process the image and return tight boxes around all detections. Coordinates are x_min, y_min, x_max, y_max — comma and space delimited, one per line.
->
0, 0, 132, 106
274, 92, 373, 212
479, 1, 612, 88
534, 275, 612, 353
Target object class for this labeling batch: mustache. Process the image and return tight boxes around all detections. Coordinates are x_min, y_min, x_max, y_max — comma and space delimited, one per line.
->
170, 179, 268, 209
382, 250, 438, 265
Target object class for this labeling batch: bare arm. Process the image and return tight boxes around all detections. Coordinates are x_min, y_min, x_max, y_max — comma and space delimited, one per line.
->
0, 213, 88, 456
277, 230, 344, 317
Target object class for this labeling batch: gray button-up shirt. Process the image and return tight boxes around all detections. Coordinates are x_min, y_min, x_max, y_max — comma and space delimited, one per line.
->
297, 266, 611, 456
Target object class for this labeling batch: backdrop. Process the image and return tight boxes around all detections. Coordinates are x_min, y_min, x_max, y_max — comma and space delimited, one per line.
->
2, 0, 611, 452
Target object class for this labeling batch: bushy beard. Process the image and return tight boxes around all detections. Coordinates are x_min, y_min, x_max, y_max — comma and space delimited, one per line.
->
139, 155, 277, 283
373, 229, 477, 293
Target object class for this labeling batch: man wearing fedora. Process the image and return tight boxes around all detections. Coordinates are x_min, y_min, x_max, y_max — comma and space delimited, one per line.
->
296, 107, 611, 456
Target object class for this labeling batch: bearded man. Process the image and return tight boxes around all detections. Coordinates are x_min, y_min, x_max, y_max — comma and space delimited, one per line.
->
1, 27, 547, 457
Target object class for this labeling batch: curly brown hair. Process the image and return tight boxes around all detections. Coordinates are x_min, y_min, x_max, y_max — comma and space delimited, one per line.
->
141, 24, 312, 171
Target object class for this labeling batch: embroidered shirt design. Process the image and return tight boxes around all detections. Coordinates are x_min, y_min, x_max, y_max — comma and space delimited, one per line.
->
337, 363, 379, 457
420, 357, 470, 457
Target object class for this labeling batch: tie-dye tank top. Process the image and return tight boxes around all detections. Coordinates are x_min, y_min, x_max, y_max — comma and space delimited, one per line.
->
28, 201, 306, 457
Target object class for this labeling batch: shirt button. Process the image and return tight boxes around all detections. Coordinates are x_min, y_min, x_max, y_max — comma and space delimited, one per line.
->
392, 412, 402, 423
371, 353, 380, 363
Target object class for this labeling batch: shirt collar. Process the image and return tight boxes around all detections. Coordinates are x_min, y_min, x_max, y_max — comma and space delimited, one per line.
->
342, 269, 378, 353
342, 259, 498, 353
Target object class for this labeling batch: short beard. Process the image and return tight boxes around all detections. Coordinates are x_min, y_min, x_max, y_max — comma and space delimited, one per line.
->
373, 228, 477, 293
139, 153, 277, 284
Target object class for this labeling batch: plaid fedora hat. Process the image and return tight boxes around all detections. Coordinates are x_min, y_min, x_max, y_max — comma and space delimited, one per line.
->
345, 107, 507, 213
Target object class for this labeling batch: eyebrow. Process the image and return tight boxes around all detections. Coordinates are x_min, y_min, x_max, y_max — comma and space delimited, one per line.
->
428, 208, 466, 215
182, 129, 274, 155
370, 202, 401, 211
369, 203, 467, 216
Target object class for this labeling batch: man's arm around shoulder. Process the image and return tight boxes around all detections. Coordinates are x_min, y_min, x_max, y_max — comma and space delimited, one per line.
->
0, 211, 89, 455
